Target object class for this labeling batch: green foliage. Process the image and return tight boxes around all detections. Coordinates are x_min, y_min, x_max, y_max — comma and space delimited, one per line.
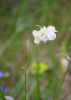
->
0, 0, 71, 100
30, 62, 49, 74
0, 89, 6, 100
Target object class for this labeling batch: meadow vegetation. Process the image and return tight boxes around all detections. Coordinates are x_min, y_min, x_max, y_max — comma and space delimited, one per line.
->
0, 0, 71, 100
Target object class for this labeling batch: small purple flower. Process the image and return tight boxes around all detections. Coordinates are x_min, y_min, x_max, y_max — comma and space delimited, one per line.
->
0, 86, 8, 92
0, 70, 4, 78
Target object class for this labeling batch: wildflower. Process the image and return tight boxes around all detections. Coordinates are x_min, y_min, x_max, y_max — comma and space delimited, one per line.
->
46, 31, 56, 40
32, 25, 57, 44
47, 25, 58, 32
45, 26, 57, 41
41, 26, 47, 35
43, 37, 48, 43
0, 70, 4, 78
32, 30, 42, 44
0, 86, 8, 92
40, 26, 47, 39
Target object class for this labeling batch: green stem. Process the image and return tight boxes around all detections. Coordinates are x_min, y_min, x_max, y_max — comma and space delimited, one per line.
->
53, 60, 71, 100
13, 82, 24, 100
13, 35, 32, 100
25, 70, 26, 100
24, 35, 32, 100
35, 45, 40, 100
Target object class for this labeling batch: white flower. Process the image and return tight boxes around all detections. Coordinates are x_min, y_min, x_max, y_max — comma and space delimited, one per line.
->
45, 25, 57, 40
43, 37, 48, 43
46, 31, 56, 40
40, 26, 57, 41
47, 25, 58, 32
32, 25, 58, 44
40, 26, 47, 35
32, 30, 42, 44
39, 35, 48, 43
40, 26, 47, 39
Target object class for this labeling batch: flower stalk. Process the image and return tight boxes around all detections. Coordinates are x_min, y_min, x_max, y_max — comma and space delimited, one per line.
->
24, 68, 26, 100
35, 45, 40, 100
24, 35, 32, 100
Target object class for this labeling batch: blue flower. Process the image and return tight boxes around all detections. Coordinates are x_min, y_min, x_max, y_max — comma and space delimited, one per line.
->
0, 70, 4, 78
0, 86, 8, 92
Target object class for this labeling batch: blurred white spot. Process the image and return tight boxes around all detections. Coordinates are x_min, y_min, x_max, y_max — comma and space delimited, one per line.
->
61, 58, 69, 71
66, 54, 70, 60
5, 96, 13, 100
5, 72, 10, 78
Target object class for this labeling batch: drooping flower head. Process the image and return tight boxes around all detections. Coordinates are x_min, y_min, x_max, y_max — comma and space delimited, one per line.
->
32, 25, 57, 44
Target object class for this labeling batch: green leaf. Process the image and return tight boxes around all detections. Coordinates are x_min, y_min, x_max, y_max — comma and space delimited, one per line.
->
0, 89, 6, 100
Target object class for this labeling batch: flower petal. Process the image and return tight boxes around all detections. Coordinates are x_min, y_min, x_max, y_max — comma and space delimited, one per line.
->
47, 26, 57, 32
0, 71, 4, 78
34, 38, 40, 44
32, 30, 37, 36
46, 31, 56, 40
0, 86, 8, 92
43, 37, 48, 43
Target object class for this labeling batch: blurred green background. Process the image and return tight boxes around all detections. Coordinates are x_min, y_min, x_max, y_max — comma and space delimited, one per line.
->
0, 0, 71, 100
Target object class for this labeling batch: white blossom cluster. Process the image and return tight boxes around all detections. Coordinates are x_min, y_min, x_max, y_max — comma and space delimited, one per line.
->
32, 25, 58, 44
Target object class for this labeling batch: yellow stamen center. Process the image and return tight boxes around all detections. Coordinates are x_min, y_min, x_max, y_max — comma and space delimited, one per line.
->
35, 35, 39, 38
47, 25, 55, 30
41, 29, 46, 34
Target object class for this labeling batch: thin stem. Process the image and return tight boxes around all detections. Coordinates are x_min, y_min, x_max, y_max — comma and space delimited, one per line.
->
24, 35, 32, 100
13, 82, 24, 100
35, 45, 40, 100
35, 25, 42, 29
26, 35, 32, 67
13, 35, 32, 100
25, 70, 26, 100
54, 60, 71, 100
